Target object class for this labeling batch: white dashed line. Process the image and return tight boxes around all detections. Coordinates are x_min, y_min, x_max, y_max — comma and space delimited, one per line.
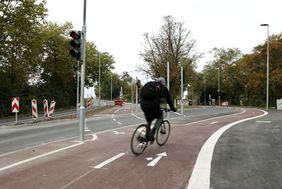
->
92, 153, 125, 169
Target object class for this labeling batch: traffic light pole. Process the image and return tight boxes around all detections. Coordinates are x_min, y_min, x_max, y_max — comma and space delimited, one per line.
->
79, 0, 87, 141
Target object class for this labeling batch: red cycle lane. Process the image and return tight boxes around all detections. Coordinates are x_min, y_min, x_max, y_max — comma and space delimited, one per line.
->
0, 108, 264, 189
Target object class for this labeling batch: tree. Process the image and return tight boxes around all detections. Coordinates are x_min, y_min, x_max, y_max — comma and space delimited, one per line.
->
0, 0, 47, 114
202, 48, 243, 105
140, 15, 200, 98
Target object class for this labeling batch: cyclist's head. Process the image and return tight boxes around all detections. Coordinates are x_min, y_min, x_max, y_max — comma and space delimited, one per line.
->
156, 77, 166, 86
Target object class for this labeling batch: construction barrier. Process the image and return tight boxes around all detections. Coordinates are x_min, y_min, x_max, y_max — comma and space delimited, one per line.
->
48, 100, 56, 117
31, 99, 38, 119
87, 98, 91, 110
43, 99, 49, 119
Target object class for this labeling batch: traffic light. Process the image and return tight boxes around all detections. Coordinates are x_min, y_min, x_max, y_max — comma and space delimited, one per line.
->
69, 30, 81, 60
136, 79, 141, 88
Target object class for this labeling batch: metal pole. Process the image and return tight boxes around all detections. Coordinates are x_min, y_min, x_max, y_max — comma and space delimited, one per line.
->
218, 68, 221, 106
260, 24, 269, 111
180, 65, 183, 118
131, 72, 134, 112
110, 74, 112, 101
76, 68, 80, 117
135, 77, 138, 112
167, 62, 170, 120
204, 76, 206, 105
79, 0, 87, 141
266, 25, 270, 111
98, 53, 101, 107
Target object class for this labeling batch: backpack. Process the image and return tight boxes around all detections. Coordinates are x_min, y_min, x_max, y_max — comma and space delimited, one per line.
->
140, 81, 161, 100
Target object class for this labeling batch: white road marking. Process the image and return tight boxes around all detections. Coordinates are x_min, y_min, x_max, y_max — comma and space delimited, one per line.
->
131, 113, 145, 120
0, 142, 83, 172
187, 109, 268, 189
90, 134, 98, 141
117, 121, 122, 125
146, 157, 153, 161
93, 153, 125, 169
185, 110, 246, 126
174, 112, 181, 116
210, 121, 218, 125
147, 152, 167, 167
113, 118, 117, 121
113, 131, 125, 135
256, 120, 272, 123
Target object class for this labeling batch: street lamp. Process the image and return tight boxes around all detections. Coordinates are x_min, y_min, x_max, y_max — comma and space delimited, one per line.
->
98, 53, 101, 107
260, 24, 269, 111
217, 67, 221, 106
110, 74, 112, 101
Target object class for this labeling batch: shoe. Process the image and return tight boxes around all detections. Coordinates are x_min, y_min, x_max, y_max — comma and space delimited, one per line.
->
146, 131, 155, 141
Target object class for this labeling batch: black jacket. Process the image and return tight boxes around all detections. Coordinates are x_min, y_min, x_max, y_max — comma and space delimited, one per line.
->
140, 81, 174, 110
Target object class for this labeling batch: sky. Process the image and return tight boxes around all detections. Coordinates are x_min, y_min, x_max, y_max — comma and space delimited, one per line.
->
46, 0, 282, 83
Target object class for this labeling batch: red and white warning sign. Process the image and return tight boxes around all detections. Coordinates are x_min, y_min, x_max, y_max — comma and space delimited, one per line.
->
43, 99, 49, 118
48, 100, 56, 117
11, 97, 19, 113
31, 99, 38, 118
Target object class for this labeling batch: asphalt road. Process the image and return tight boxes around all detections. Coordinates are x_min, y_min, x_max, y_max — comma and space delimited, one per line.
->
1, 105, 280, 189
0, 104, 239, 155
210, 110, 282, 189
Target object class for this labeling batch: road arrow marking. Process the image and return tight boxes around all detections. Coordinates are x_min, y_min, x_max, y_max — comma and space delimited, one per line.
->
147, 152, 167, 167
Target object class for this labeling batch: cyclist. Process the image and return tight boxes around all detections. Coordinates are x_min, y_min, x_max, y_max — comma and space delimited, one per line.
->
140, 77, 177, 142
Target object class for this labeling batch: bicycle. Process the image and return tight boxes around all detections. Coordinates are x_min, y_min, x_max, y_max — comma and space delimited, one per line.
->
130, 108, 171, 155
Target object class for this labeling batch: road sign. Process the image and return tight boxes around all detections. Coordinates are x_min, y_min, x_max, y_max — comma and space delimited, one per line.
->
11, 97, 19, 113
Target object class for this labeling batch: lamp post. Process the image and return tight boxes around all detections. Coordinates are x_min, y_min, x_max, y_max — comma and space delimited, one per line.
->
98, 53, 101, 107
217, 67, 221, 106
180, 65, 184, 118
260, 24, 269, 111
110, 74, 112, 101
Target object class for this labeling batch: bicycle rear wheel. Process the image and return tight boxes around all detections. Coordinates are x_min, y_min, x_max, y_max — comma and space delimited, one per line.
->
156, 120, 170, 146
130, 124, 148, 155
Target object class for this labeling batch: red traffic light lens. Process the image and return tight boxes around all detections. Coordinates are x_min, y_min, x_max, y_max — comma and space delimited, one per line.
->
70, 31, 81, 40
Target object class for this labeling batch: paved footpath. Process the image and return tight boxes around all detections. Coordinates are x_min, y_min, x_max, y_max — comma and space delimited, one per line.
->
0, 108, 265, 189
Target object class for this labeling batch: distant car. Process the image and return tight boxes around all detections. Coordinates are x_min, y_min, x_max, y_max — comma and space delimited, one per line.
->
114, 99, 123, 106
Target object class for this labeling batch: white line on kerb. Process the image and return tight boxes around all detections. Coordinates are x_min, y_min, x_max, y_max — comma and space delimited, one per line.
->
93, 153, 125, 169
0, 143, 82, 172
186, 109, 268, 189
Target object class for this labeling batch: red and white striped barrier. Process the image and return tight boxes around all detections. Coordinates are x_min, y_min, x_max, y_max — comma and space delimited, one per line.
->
31, 99, 38, 119
87, 98, 91, 110
43, 99, 49, 119
11, 97, 19, 113
11, 97, 20, 124
48, 100, 56, 117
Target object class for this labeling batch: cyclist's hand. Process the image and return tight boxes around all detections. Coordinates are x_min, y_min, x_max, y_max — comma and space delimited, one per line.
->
171, 107, 177, 112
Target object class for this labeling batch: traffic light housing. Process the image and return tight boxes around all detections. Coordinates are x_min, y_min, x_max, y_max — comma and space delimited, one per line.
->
69, 30, 81, 60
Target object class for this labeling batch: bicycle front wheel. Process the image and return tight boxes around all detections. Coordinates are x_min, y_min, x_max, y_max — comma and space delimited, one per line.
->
156, 120, 170, 146
130, 124, 148, 155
